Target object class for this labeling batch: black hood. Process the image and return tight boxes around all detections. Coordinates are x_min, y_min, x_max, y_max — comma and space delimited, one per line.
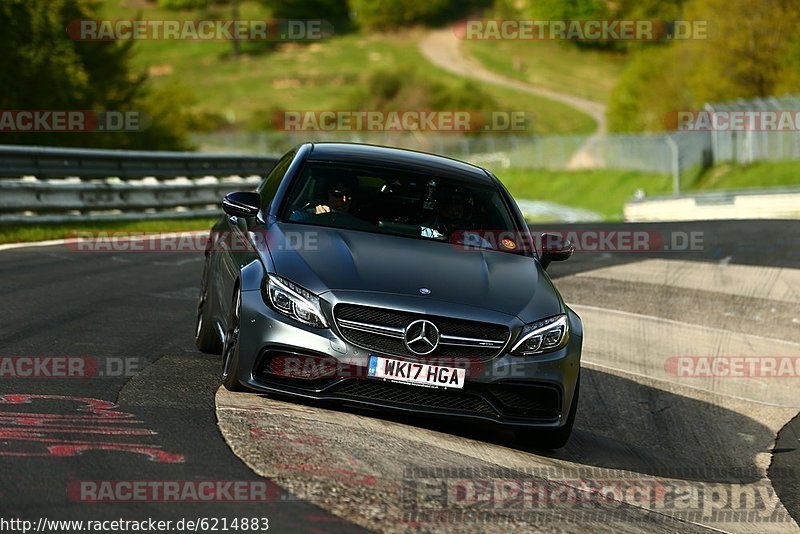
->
263, 223, 563, 322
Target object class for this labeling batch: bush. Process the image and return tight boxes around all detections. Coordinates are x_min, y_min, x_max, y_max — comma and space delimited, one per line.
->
157, 0, 214, 9
349, 0, 487, 30
260, 0, 350, 28
346, 66, 499, 119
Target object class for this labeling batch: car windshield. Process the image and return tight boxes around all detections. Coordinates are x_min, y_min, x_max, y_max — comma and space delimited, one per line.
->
281, 162, 524, 253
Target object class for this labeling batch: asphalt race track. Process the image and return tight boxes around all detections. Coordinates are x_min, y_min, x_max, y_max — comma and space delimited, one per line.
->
1, 220, 798, 533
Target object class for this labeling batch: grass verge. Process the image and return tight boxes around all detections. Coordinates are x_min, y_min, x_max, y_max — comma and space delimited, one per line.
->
0, 218, 217, 245
692, 161, 800, 190
496, 168, 671, 220
496, 160, 800, 220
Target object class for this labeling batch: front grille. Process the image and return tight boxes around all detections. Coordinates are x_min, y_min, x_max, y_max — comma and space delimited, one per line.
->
333, 380, 496, 415
334, 304, 510, 361
330, 380, 561, 420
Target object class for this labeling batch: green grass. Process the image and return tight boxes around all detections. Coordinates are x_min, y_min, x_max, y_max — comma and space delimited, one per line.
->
464, 39, 627, 103
692, 161, 800, 190
496, 168, 672, 220
496, 160, 800, 220
99, 1, 595, 134
0, 218, 217, 245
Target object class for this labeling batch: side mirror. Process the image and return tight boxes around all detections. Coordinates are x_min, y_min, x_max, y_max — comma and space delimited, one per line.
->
222, 191, 261, 218
539, 232, 574, 270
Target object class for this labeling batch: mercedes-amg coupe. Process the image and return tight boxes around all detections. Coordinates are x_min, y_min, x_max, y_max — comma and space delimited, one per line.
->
195, 142, 582, 448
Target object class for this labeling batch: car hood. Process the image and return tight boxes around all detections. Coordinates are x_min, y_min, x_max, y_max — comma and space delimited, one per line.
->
264, 222, 563, 321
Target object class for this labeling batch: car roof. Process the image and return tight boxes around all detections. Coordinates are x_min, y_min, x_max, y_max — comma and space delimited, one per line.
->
303, 142, 495, 184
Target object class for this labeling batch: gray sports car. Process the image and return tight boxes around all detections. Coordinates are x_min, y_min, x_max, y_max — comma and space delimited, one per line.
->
196, 142, 582, 448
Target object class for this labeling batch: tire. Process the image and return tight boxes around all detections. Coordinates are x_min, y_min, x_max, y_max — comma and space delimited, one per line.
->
221, 286, 246, 392
515, 373, 580, 450
195, 254, 223, 355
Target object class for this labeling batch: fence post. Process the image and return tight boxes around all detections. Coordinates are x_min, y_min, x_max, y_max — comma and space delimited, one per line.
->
665, 135, 680, 196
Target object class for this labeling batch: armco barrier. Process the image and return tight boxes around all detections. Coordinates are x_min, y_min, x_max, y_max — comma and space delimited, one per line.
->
0, 145, 279, 223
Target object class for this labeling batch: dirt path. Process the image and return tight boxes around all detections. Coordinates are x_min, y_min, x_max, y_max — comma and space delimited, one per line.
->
418, 28, 607, 167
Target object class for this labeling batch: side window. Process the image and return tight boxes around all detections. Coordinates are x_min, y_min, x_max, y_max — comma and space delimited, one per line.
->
257, 153, 293, 211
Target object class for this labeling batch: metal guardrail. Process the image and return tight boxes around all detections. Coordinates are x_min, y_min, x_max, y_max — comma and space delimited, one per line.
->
0, 145, 279, 223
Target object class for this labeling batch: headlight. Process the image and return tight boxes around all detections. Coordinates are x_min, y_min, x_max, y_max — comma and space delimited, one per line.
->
510, 315, 568, 355
266, 275, 328, 328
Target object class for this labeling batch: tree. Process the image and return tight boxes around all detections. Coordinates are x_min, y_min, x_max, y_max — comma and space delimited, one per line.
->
607, 0, 800, 132
0, 0, 197, 149
682, 0, 800, 102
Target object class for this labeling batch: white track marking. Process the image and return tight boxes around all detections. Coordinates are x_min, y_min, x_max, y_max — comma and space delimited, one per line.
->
574, 259, 800, 304
572, 304, 800, 408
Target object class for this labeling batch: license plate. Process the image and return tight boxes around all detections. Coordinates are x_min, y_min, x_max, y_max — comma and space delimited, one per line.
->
367, 355, 465, 389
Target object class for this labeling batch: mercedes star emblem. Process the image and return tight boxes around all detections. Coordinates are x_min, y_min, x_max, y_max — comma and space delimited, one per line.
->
404, 319, 440, 355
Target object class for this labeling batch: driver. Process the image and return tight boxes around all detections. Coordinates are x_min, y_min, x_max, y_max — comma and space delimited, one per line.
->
313, 179, 354, 215
289, 177, 356, 222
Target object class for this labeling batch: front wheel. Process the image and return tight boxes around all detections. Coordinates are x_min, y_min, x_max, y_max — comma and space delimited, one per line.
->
221, 287, 245, 391
515, 373, 580, 449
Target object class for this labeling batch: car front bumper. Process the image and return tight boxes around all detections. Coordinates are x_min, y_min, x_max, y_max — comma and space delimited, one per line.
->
232, 288, 582, 429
